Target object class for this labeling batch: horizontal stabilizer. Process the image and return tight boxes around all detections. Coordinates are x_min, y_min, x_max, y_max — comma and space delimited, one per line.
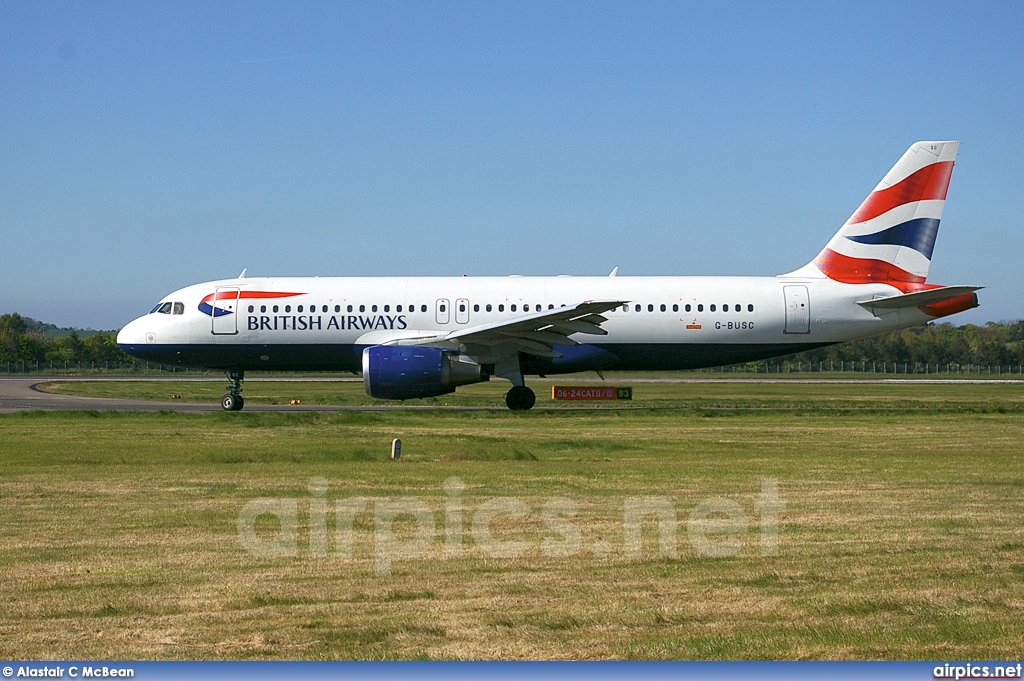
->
857, 285, 982, 310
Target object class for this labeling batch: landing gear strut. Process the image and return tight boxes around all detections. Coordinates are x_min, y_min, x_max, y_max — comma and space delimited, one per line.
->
505, 385, 536, 411
222, 371, 245, 411
495, 355, 535, 411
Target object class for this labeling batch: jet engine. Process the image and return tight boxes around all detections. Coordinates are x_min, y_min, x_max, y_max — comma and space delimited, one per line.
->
362, 346, 488, 400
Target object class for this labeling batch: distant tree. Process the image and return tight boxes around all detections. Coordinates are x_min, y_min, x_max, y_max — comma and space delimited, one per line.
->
17, 332, 48, 363
0, 313, 28, 337
82, 332, 126, 363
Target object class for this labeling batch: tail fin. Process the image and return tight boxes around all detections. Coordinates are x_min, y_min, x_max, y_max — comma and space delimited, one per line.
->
786, 141, 959, 287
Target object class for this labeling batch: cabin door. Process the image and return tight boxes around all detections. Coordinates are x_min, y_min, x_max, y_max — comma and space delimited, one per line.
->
783, 285, 810, 334
211, 287, 240, 335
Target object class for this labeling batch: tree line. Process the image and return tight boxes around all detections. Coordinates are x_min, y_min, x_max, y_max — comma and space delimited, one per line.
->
790, 320, 1024, 367
3, 311, 1024, 369
0, 313, 126, 364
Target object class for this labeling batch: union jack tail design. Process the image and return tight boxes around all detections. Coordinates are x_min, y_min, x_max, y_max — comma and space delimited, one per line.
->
800, 141, 958, 288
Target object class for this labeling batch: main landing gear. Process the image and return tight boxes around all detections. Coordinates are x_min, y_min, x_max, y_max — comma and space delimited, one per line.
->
222, 370, 245, 411
496, 356, 536, 411
505, 385, 536, 411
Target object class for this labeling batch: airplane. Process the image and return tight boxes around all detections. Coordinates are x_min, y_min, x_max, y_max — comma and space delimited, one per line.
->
117, 140, 980, 411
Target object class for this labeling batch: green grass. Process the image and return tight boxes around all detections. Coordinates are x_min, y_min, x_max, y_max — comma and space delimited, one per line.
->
2, 382, 1024, 659
36, 376, 1024, 411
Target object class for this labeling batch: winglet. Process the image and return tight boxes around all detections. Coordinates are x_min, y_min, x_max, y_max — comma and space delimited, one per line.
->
609, 267, 619, 277
238, 268, 248, 279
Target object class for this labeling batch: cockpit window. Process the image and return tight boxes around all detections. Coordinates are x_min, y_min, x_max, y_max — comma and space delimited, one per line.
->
150, 304, 162, 313
172, 302, 184, 315
156, 302, 173, 314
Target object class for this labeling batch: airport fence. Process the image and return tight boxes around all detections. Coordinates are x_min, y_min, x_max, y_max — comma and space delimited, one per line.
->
697, 361, 1024, 376
0, 361, 215, 376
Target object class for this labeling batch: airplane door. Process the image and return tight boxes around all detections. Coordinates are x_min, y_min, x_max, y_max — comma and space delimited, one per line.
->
211, 287, 240, 335
455, 298, 470, 324
436, 298, 450, 324
783, 285, 810, 334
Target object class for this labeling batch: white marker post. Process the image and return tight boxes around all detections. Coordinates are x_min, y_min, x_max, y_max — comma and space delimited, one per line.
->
391, 438, 402, 461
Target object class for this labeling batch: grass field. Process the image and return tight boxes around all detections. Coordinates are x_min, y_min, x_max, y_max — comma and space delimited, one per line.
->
2, 381, 1024, 659
36, 375, 1024, 410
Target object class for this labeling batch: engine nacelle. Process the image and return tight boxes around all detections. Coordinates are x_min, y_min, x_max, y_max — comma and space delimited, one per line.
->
362, 345, 488, 400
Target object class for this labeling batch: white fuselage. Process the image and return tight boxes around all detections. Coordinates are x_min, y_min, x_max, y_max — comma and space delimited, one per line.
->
117, 274, 929, 373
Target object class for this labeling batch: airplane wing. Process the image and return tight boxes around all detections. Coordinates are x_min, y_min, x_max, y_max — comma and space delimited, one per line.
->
856, 285, 982, 310
382, 300, 627, 358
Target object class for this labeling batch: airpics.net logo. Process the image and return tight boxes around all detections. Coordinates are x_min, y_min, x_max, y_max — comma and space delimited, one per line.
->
236, 477, 784, 575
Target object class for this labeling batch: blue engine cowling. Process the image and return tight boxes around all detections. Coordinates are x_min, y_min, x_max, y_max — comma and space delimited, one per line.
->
362, 346, 487, 400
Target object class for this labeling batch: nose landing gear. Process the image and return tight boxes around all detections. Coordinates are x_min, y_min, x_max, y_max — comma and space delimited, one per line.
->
222, 371, 245, 411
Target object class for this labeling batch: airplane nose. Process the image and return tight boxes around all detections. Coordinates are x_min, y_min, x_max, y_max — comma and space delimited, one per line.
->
116, 316, 148, 347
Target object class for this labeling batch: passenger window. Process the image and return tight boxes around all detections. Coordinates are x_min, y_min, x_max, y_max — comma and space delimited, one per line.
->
635, 304, 641, 312
347, 305, 353, 313
735, 304, 741, 312
273, 305, 279, 313
248, 305, 254, 313
322, 305, 328, 313
261, 305, 267, 313
685, 304, 691, 312
660, 304, 666, 312
421, 305, 427, 313
439, 304, 446, 312
511, 304, 517, 312
473, 304, 479, 312
285, 305, 291, 313
548, 304, 554, 310
298, 305, 304, 313
459, 303, 465, 312
748, 304, 754, 312
486, 304, 492, 312
622, 305, 628, 312
697, 304, 703, 312
359, 305, 365, 313
335, 305, 341, 312
384, 305, 390, 312
499, 304, 505, 312
672, 304, 678, 312
397, 305, 403, 313
710, 304, 716, 312
371, 305, 377, 312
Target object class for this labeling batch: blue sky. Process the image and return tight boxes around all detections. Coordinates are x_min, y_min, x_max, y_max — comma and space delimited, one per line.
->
1, 1, 1022, 330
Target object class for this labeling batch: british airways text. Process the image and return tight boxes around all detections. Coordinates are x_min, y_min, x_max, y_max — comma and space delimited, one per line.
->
247, 315, 408, 332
